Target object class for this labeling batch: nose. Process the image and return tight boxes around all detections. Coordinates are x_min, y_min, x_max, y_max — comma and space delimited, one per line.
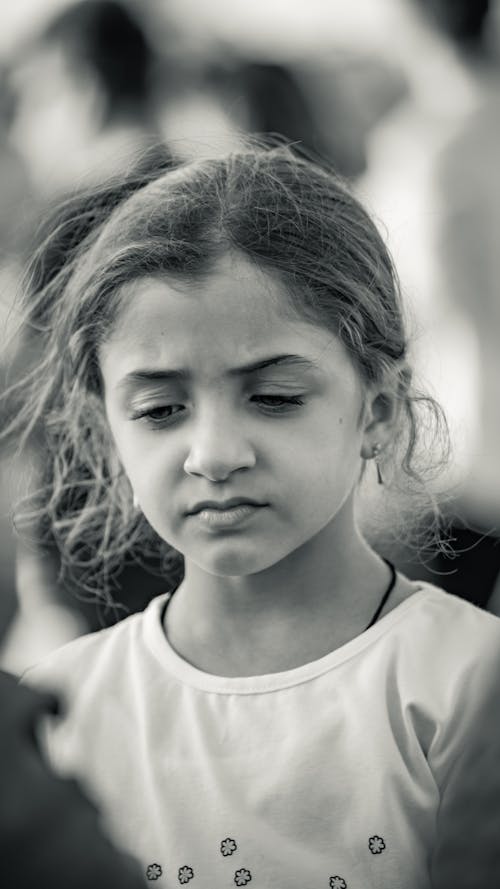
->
183, 406, 256, 481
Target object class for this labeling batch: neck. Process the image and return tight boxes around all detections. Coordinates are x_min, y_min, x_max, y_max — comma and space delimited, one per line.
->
163, 499, 394, 676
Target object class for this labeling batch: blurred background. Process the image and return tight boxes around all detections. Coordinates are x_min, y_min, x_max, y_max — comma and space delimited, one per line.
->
1, 0, 500, 674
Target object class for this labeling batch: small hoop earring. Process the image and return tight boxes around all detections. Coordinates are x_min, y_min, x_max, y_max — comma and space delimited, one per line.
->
371, 442, 384, 485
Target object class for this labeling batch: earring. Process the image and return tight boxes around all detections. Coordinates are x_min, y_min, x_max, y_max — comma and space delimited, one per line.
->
133, 492, 140, 510
371, 442, 384, 485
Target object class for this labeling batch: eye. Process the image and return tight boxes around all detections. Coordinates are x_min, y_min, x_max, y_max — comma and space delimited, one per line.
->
130, 404, 184, 426
251, 394, 304, 412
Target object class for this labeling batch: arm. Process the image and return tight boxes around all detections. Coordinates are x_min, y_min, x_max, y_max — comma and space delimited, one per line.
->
430, 665, 500, 888
0, 670, 146, 889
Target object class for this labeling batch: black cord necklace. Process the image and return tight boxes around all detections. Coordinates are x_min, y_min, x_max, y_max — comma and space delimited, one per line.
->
162, 559, 398, 635
364, 559, 397, 631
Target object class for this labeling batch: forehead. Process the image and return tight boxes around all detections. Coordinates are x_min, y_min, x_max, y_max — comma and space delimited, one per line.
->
99, 252, 355, 385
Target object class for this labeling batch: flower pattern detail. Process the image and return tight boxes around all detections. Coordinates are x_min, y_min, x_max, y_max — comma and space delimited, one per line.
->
146, 863, 163, 881
221, 837, 238, 856
329, 877, 347, 889
234, 868, 252, 886
178, 865, 194, 884
368, 835, 386, 855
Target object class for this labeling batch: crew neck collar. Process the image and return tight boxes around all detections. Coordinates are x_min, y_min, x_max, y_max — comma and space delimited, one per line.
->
142, 585, 433, 695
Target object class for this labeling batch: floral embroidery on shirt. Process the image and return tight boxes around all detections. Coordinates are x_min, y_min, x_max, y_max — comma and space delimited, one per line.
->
146, 863, 162, 880
368, 835, 386, 854
329, 877, 347, 889
221, 837, 238, 856
178, 865, 194, 883
234, 868, 252, 885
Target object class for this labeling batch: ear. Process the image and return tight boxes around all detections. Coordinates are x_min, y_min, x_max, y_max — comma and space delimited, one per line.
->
361, 389, 400, 460
361, 367, 411, 460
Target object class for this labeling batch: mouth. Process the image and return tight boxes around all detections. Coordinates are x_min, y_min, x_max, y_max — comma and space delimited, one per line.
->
187, 498, 266, 515
187, 499, 267, 529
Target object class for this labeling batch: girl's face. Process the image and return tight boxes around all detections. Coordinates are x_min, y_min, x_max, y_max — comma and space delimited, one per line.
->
100, 252, 373, 577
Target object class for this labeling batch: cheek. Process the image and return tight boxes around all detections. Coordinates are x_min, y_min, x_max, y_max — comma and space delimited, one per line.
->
122, 439, 185, 535
106, 423, 139, 486
280, 422, 361, 500
122, 438, 177, 494
105, 414, 175, 503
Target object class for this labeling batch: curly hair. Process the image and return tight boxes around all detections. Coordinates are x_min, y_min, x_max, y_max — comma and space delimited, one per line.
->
2, 140, 451, 608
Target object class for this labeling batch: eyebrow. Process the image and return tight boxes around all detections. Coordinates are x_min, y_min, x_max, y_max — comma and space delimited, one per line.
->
116, 354, 320, 389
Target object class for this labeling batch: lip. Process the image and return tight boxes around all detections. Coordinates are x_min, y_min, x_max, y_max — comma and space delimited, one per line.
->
187, 497, 266, 515
191, 502, 265, 529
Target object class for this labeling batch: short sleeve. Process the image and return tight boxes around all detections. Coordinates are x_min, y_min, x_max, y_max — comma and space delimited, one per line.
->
427, 610, 500, 888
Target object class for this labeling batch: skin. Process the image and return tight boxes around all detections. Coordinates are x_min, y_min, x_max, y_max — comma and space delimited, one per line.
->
100, 251, 416, 676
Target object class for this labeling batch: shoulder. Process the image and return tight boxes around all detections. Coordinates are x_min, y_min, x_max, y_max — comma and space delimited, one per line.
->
416, 581, 500, 638
387, 582, 500, 707
21, 594, 168, 703
393, 580, 500, 648
381, 585, 500, 779
378, 581, 500, 691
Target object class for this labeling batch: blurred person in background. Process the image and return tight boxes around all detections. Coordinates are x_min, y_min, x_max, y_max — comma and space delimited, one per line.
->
431, 75, 500, 613
1, 0, 172, 673
412, 0, 500, 612
0, 28, 168, 860
8, 0, 169, 197
2, 412, 146, 887
202, 55, 370, 178
198, 48, 408, 180
353, 0, 500, 610
0, 557, 147, 887
0, 670, 148, 889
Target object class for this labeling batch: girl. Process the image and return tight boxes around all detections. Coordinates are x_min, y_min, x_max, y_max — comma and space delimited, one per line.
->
7, 143, 500, 888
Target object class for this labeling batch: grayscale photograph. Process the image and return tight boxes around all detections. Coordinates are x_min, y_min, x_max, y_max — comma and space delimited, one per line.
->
1, 2, 500, 887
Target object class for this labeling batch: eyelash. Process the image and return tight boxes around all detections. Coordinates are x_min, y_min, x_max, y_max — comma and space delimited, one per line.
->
252, 395, 304, 410
130, 395, 305, 426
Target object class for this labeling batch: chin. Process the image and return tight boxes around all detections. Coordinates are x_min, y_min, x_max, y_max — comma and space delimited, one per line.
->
191, 543, 287, 578
198, 555, 267, 577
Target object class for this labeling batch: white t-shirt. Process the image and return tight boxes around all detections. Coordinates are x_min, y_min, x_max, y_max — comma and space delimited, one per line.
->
23, 584, 500, 889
